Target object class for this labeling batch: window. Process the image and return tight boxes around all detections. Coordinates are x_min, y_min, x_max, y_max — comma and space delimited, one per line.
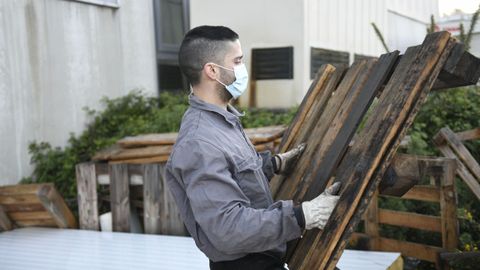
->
310, 48, 349, 79
251, 47, 294, 80
153, 0, 189, 91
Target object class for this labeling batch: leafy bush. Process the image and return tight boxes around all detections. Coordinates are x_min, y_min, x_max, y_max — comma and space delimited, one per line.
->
21, 90, 296, 214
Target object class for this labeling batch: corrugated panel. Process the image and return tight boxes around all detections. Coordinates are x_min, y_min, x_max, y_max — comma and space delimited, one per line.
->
0, 227, 401, 269
0, 227, 209, 270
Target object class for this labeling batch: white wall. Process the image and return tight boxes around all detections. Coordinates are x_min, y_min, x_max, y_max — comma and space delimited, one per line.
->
0, 0, 158, 185
387, 0, 439, 52
190, 0, 439, 108
190, 0, 305, 108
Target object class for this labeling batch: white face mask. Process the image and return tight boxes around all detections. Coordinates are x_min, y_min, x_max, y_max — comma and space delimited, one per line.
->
213, 63, 249, 99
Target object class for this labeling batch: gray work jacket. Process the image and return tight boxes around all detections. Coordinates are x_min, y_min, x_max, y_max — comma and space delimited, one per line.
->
165, 94, 302, 262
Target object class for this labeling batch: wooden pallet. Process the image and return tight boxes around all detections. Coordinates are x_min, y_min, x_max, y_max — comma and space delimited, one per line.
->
269, 32, 480, 269
93, 125, 285, 164
0, 183, 77, 231
434, 126, 480, 200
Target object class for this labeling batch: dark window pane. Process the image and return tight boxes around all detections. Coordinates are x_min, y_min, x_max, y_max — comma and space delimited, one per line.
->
160, 0, 184, 45
251, 47, 294, 80
158, 64, 184, 91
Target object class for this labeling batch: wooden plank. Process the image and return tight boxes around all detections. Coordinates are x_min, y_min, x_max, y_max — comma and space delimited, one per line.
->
8, 211, 52, 221
378, 209, 442, 232
325, 34, 457, 270
439, 159, 458, 251
0, 183, 44, 196
286, 52, 400, 265
118, 132, 178, 147
276, 60, 370, 203
109, 145, 173, 161
14, 219, 58, 227
109, 155, 169, 164
350, 233, 443, 263
435, 127, 480, 181
116, 126, 285, 148
244, 125, 286, 144
379, 153, 420, 196
76, 162, 99, 230
275, 64, 338, 152
290, 32, 455, 270
0, 203, 45, 212
37, 184, 78, 228
109, 164, 130, 232
92, 144, 123, 161
0, 194, 41, 205
378, 237, 443, 263
394, 185, 441, 202
436, 144, 480, 200
270, 64, 343, 196
432, 43, 480, 90
365, 190, 380, 250
455, 127, 480, 141
303, 52, 399, 202
143, 163, 163, 234
0, 205, 13, 231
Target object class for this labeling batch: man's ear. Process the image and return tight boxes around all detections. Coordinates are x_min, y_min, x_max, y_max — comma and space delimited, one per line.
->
203, 63, 218, 81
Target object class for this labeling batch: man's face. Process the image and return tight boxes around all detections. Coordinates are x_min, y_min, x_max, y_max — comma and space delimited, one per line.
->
211, 39, 243, 101
218, 39, 244, 85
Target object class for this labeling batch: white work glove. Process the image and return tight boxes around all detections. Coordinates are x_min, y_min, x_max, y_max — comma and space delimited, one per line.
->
302, 182, 341, 230
274, 143, 306, 175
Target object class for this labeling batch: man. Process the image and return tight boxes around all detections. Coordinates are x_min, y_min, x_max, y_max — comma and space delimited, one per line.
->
165, 25, 340, 270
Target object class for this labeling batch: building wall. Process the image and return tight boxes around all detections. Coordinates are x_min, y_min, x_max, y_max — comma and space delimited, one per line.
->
190, 0, 439, 108
0, 0, 158, 185
190, 0, 305, 108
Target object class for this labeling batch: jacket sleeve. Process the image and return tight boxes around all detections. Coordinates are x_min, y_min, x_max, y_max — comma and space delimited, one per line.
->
170, 139, 302, 255
258, 150, 275, 181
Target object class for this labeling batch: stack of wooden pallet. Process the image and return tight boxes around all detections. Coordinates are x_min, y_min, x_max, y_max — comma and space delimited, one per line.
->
92, 125, 285, 164
268, 32, 480, 269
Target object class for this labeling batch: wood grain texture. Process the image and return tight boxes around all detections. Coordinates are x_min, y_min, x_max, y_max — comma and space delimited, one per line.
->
287, 32, 454, 270
321, 33, 456, 270
109, 164, 131, 232
76, 162, 99, 230
270, 64, 342, 196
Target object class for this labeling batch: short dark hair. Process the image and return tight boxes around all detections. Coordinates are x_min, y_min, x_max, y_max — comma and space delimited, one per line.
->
178, 25, 239, 86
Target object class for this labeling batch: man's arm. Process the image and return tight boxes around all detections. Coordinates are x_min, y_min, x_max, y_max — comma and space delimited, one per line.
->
170, 139, 302, 255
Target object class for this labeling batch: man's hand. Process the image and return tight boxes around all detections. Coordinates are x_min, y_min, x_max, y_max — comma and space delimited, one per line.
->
273, 143, 306, 175
302, 182, 341, 230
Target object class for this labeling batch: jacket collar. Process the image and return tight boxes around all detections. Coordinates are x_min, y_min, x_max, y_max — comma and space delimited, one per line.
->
188, 94, 244, 126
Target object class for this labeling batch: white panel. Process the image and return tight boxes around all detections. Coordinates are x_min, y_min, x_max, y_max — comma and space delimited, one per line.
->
0, 227, 209, 270
387, 11, 429, 53
0, 227, 401, 270
0, 0, 158, 185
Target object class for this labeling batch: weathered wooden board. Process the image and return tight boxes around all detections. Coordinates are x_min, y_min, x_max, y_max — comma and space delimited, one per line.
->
116, 126, 286, 148
455, 127, 480, 141
432, 43, 480, 90
319, 33, 455, 270
276, 51, 399, 263
434, 126, 480, 200
0, 183, 77, 230
270, 64, 344, 196
76, 162, 99, 230
284, 32, 455, 269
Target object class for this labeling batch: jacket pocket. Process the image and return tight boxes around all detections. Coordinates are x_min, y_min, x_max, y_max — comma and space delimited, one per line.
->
233, 155, 269, 207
